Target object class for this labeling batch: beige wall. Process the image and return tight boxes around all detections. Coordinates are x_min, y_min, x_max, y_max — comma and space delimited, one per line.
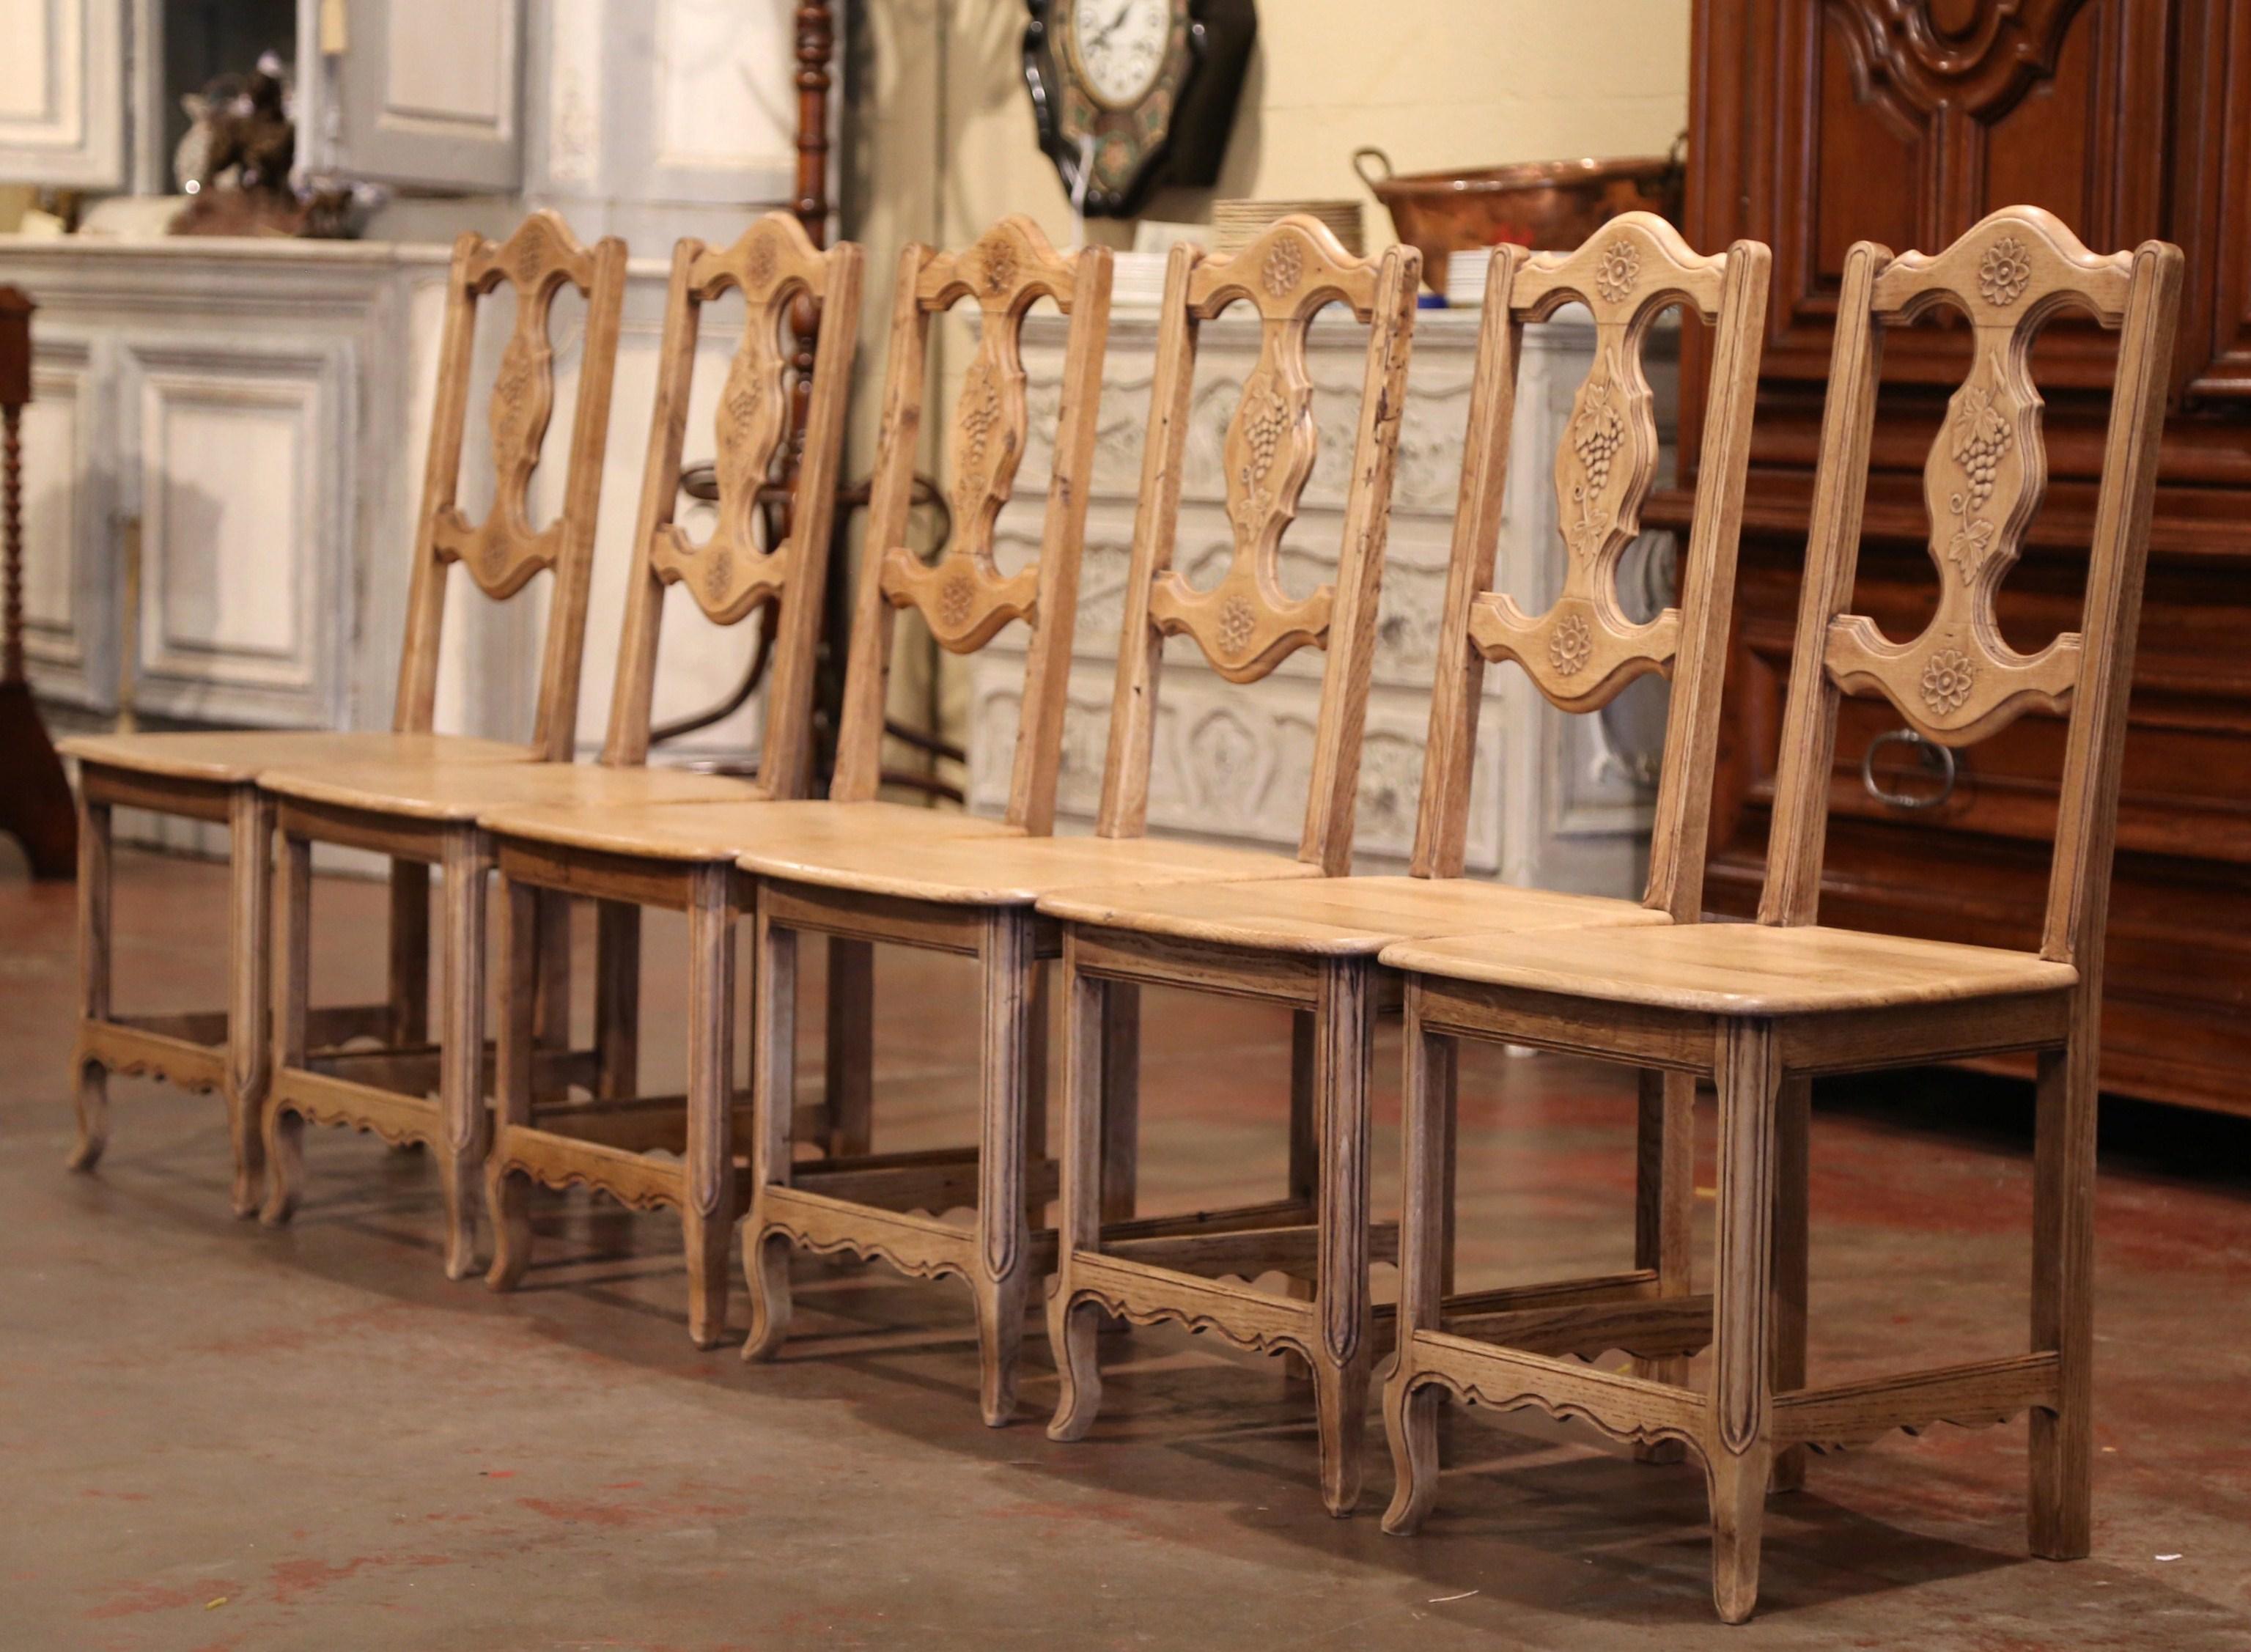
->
840, 1, 1692, 785
883, 0, 1692, 254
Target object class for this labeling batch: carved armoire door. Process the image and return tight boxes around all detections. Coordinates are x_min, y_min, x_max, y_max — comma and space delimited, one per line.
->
1672, 0, 2251, 1113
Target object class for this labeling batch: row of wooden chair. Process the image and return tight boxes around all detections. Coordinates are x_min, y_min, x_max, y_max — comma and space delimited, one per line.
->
61, 201, 2182, 1622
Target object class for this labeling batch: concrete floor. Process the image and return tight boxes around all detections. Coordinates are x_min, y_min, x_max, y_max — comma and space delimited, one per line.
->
5, 848, 2251, 1650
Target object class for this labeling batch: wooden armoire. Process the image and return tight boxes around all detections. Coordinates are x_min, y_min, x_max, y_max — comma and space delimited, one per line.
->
1658, 0, 2251, 1113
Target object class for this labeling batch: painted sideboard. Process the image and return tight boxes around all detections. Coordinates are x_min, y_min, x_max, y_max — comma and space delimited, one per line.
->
968, 303, 1680, 893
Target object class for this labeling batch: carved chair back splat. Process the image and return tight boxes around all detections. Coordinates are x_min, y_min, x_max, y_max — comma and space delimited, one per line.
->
255, 218, 861, 1294
1037, 218, 1766, 1521
392, 210, 630, 762
604, 213, 865, 787
1760, 204, 2185, 970
1091, 218, 1420, 875
1411, 213, 1772, 922
472, 221, 1104, 1354
732, 227, 1429, 1433
56, 210, 626, 1226
831, 216, 1114, 832
1374, 207, 2184, 1623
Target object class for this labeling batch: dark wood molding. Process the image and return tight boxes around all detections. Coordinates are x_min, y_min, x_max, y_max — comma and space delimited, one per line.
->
1681, 0, 2251, 1115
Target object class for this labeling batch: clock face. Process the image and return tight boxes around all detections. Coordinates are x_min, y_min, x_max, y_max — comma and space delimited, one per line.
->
1069, 0, 1171, 109
1024, 0, 1256, 217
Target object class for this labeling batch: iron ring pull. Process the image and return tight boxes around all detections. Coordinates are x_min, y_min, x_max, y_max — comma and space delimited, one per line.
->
1861, 727, 1959, 811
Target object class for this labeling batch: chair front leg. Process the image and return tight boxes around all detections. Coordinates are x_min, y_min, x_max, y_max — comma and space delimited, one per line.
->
485, 874, 540, 1292
67, 789, 111, 1174
259, 830, 313, 1225
1382, 981, 1452, 1536
682, 861, 740, 1349
1707, 1017, 1781, 1625
1047, 934, 1109, 1442
437, 826, 491, 1281
743, 893, 797, 1362
973, 906, 1037, 1427
1311, 956, 1375, 1517
2030, 1030, 2097, 1560
223, 786, 276, 1217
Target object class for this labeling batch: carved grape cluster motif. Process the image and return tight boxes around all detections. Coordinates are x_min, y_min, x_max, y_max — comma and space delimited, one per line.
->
958, 369, 1003, 484
1563, 368, 1626, 557
1548, 611, 1594, 678
1261, 236, 1305, 300
1234, 375, 1289, 509
1920, 646, 1978, 715
491, 335, 536, 435
1944, 355, 2014, 575
1217, 594, 1259, 655
1977, 235, 2032, 307
1594, 239, 1642, 303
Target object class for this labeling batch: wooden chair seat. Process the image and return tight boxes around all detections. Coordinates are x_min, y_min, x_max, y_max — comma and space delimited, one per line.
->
1037, 874, 1671, 956
59, 729, 531, 786
1384, 921, 2079, 1017
257, 758, 767, 823
737, 829, 1321, 907
481, 798, 1026, 865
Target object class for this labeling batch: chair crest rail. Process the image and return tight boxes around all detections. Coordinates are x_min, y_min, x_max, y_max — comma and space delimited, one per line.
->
1467, 214, 1732, 714
878, 217, 1091, 653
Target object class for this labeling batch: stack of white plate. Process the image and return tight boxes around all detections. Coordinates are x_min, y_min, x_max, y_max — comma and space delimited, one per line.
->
1210, 198, 1364, 257
1109, 251, 1173, 310
1446, 248, 1496, 306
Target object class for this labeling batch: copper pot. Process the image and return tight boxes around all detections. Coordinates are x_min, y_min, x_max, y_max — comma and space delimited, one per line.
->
1354, 138, 1685, 297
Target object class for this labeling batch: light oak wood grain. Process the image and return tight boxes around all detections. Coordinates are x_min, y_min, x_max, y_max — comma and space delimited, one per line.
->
1036, 873, 1670, 956
1380, 921, 2079, 1015
1383, 209, 2184, 1621
1047, 215, 1761, 1518
64, 209, 627, 1215
257, 757, 767, 822
261, 215, 857, 1295
734, 830, 1316, 907
747, 221, 1425, 1436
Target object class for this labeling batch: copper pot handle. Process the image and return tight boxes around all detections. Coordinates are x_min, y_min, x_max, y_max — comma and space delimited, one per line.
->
1352, 147, 1393, 191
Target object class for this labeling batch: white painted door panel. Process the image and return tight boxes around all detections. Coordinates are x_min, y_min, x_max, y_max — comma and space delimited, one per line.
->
0, 0, 126, 188
119, 337, 355, 726
334, 0, 521, 191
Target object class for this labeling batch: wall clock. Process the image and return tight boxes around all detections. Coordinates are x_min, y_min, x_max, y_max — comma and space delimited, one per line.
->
1023, 0, 1257, 217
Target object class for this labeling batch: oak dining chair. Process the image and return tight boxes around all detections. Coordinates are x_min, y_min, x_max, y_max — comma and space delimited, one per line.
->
1035, 215, 1771, 1514
468, 217, 1113, 1348
728, 217, 1423, 1426
57, 210, 626, 1218
1377, 207, 2183, 1621
251, 213, 861, 1283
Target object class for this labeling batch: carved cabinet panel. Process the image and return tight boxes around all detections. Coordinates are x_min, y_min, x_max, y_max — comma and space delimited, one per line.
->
1679, 0, 2251, 1113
